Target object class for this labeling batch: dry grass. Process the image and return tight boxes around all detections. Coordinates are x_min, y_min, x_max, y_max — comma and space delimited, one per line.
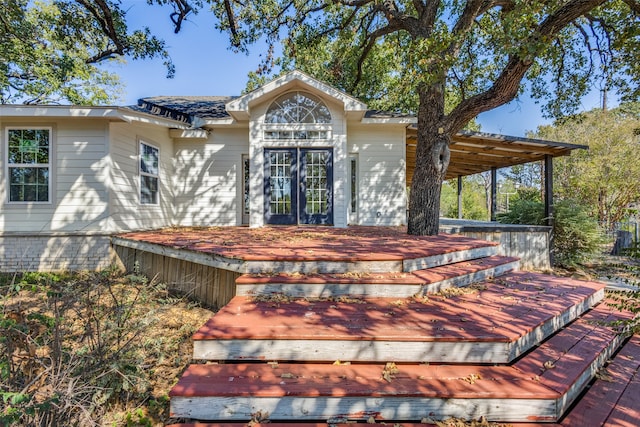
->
1, 269, 214, 426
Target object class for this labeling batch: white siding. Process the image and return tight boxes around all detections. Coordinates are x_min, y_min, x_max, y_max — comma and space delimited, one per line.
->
0, 118, 111, 233
173, 128, 249, 226
347, 123, 407, 226
108, 122, 175, 231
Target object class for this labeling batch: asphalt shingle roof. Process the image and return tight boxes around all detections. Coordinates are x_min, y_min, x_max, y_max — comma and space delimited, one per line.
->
132, 96, 237, 124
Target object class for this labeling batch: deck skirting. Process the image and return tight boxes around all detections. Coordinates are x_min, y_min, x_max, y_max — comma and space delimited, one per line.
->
113, 244, 239, 308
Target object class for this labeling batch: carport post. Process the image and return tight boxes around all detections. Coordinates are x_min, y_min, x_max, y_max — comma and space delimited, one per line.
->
490, 167, 498, 222
457, 176, 463, 219
544, 155, 555, 265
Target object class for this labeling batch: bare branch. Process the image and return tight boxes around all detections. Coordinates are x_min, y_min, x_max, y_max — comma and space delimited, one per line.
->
75, 0, 126, 61
170, 0, 193, 33
222, 0, 240, 46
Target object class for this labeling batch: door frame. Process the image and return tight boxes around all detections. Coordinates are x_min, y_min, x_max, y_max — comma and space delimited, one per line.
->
263, 147, 333, 225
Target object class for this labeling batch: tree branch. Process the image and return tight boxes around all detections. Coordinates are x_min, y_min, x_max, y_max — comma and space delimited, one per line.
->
169, 0, 193, 33
446, 0, 608, 133
222, 0, 240, 46
622, 0, 640, 14
75, 0, 126, 61
353, 22, 403, 89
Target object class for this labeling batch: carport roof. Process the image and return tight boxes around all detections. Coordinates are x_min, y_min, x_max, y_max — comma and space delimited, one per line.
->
406, 127, 587, 184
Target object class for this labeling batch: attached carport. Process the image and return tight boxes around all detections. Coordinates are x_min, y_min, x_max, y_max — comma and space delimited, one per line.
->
405, 128, 588, 226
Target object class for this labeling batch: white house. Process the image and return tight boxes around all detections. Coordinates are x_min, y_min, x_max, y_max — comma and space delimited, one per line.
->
0, 71, 413, 272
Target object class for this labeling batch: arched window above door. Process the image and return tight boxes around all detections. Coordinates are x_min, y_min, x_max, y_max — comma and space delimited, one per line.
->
265, 92, 331, 124
264, 91, 331, 140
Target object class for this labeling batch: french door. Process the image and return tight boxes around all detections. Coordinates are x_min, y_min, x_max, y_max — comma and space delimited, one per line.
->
264, 148, 333, 225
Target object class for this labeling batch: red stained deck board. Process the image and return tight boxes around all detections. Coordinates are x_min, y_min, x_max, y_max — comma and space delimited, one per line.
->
236, 255, 519, 286
513, 303, 627, 394
559, 336, 640, 427
192, 295, 509, 342
117, 226, 497, 262
169, 362, 558, 400
602, 336, 640, 427
194, 273, 603, 343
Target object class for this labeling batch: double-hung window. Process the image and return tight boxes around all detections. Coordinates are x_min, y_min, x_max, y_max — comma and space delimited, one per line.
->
140, 142, 159, 205
6, 127, 51, 203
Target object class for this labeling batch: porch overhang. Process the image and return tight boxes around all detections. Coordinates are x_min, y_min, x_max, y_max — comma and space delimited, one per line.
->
406, 127, 588, 184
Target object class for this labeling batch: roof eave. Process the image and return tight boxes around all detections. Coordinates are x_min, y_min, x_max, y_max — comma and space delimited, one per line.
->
0, 105, 123, 119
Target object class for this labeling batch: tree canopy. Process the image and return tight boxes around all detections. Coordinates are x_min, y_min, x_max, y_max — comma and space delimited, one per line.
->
2, 0, 640, 234
0, 0, 172, 104
535, 103, 640, 226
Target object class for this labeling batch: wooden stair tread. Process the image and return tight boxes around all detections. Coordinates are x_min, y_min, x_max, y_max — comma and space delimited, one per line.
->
167, 424, 555, 427
560, 335, 640, 426
167, 423, 555, 427
236, 256, 518, 285
194, 272, 604, 343
169, 362, 558, 399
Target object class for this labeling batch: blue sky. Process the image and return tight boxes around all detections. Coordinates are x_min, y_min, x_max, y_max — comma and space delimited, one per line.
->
113, 1, 607, 137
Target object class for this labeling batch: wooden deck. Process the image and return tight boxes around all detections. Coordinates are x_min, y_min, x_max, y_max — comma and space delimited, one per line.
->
110, 227, 639, 426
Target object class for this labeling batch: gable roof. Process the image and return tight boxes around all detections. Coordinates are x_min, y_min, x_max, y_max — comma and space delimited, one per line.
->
226, 70, 368, 121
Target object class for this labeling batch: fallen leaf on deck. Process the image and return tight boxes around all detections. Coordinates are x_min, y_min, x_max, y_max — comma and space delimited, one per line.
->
460, 373, 482, 384
382, 362, 399, 383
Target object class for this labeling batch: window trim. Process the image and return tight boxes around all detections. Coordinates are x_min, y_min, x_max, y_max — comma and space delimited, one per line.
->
139, 140, 160, 206
4, 126, 53, 205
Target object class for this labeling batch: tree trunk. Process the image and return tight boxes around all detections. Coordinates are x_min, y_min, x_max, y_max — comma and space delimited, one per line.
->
407, 84, 450, 236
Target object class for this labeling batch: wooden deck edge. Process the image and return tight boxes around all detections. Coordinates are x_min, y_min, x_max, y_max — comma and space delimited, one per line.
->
193, 339, 508, 363
169, 396, 556, 422
507, 288, 606, 361
234, 258, 520, 298
419, 258, 519, 295
554, 331, 626, 419
243, 259, 404, 274
559, 335, 640, 426
402, 245, 498, 272
111, 236, 247, 273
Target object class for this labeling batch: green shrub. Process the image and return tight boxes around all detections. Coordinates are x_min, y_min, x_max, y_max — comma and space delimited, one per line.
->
607, 248, 640, 335
497, 198, 602, 267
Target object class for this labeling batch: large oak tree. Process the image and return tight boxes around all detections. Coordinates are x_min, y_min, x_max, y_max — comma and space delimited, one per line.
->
3, 1, 639, 235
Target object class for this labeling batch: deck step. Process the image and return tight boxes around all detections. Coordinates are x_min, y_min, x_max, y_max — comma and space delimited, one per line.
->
235, 256, 519, 298
193, 271, 605, 363
171, 302, 627, 422
559, 335, 640, 426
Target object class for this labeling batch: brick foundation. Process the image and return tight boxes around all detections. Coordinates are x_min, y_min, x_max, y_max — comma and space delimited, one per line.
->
0, 233, 117, 272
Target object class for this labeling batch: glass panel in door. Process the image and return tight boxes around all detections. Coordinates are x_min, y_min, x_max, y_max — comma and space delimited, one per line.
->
299, 149, 333, 225
264, 149, 297, 224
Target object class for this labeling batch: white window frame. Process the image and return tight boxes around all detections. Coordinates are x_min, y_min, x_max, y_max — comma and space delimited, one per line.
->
5, 126, 53, 205
263, 91, 332, 141
139, 141, 160, 205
